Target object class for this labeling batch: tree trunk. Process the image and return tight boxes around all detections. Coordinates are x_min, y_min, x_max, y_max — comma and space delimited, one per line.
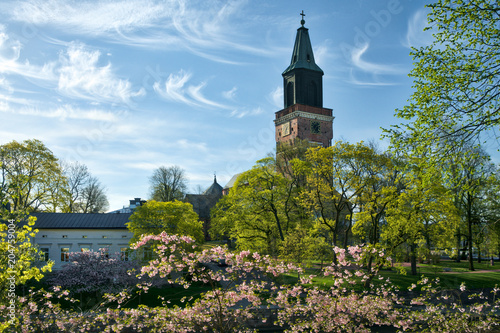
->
467, 193, 474, 271
343, 215, 352, 249
410, 243, 418, 276
367, 254, 373, 273
455, 231, 461, 263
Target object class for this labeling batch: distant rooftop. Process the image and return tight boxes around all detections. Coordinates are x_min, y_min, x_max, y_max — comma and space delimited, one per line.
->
30, 212, 132, 229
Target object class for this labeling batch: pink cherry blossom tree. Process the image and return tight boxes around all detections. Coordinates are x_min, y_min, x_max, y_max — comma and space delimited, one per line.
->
2, 232, 500, 332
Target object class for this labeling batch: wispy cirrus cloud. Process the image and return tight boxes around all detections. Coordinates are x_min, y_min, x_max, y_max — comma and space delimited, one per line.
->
350, 43, 403, 75
8, 0, 173, 36
0, 101, 120, 122
229, 107, 263, 118
4, 0, 274, 62
269, 86, 282, 109
404, 8, 434, 49
58, 43, 145, 104
0, 26, 144, 105
0, 25, 57, 82
345, 43, 405, 86
153, 69, 229, 109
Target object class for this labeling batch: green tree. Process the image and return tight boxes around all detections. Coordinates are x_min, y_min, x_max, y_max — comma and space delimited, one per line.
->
387, 0, 500, 156
0, 210, 53, 304
126, 200, 203, 244
210, 156, 303, 255
352, 145, 401, 253
149, 165, 187, 202
280, 226, 314, 279
61, 161, 109, 213
452, 149, 494, 270
382, 162, 458, 275
0, 139, 66, 212
294, 142, 378, 251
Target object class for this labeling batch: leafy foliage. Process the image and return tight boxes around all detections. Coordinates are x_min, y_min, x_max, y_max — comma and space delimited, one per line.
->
211, 156, 303, 255
126, 199, 203, 244
3, 233, 500, 332
149, 165, 187, 202
0, 139, 65, 212
387, 0, 500, 156
0, 211, 53, 303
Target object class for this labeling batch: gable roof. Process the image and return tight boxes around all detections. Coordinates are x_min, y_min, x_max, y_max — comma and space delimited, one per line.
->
223, 173, 243, 190
202, 177, 223, 196
30, 212, 132, 229
282, 25, 323, 75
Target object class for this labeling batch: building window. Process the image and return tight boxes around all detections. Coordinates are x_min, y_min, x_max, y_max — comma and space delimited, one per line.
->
81, 247, 90, 252
82, 235, 87, 238
61, 248, 70, 262
62, 235, 68, 238
99, 247, 109, 258
40, 248, 49, 261
102, 236, 107, 239
42, 235, 47, 238
120, 247, 129, 261
122, 235, 128, 238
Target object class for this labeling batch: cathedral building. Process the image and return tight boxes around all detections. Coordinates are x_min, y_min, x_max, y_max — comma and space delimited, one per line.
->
275, 13, 334, 148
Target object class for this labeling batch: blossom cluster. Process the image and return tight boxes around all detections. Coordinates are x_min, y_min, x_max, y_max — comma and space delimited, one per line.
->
1, 232, 499, 332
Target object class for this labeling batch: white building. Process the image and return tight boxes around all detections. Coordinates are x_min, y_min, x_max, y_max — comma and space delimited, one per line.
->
31, 212, 133, 270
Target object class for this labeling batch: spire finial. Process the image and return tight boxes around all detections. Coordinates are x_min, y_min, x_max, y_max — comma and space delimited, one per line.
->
300, 10, 305, 27
214, 172, 217, 183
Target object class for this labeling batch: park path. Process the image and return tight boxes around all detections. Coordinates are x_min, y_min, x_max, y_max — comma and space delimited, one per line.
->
398, 262, 500, 274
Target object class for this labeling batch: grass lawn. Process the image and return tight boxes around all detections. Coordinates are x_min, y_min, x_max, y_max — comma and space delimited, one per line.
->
121, 282, 211, 309
277, 259, 500, 291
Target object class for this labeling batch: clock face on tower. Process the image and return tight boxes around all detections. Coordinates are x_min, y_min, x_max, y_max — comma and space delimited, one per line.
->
281, 122, 290, 136
311, 121, 320, 134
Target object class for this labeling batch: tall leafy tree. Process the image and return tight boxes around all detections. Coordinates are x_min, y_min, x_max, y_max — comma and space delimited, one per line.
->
62, 161, 109, 213
352, 145, 401, 250
294, 142, 378, 250
387, 0, 500, 156
382, 160, 458, 275
0, 139, 65, 212
126, 200, 203, 244
452, 148, 494, 270
210, 157, 302, 255
149, 165, 187, 202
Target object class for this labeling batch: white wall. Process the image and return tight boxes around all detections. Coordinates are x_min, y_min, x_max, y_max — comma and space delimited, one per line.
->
34, 229, 133, 269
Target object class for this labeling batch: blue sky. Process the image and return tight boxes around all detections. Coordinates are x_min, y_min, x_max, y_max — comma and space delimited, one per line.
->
0, 0, 436, 210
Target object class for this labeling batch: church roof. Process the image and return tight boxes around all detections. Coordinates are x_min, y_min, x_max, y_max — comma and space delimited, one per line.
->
282, 22, 323, 76
202, 176, 223, 196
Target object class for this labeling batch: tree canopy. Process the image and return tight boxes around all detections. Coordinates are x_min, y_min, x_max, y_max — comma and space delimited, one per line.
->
149, 165, 187, 202
126, 200, 203, 244
387, 0, 500, 155
0, 139, 65, 212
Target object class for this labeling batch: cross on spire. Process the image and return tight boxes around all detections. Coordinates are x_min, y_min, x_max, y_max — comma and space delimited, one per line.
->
300, 10, 306, 27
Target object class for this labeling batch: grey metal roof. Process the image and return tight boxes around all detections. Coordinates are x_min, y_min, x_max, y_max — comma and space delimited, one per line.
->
30, 212, 132, 229
223, 173, 243, 190
202, 178, 223, 196
282, 26, 323, 75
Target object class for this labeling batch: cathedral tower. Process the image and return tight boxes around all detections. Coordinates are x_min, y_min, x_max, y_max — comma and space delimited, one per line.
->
275, 12, 334, 147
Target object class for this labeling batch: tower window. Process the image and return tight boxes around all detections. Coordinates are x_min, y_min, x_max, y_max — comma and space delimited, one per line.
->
286, 82, 294, 107
307, 54, 311, 62
311, 121, 321, 134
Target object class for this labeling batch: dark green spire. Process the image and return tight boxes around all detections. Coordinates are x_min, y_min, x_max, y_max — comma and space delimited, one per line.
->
282, 12, 323, 76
